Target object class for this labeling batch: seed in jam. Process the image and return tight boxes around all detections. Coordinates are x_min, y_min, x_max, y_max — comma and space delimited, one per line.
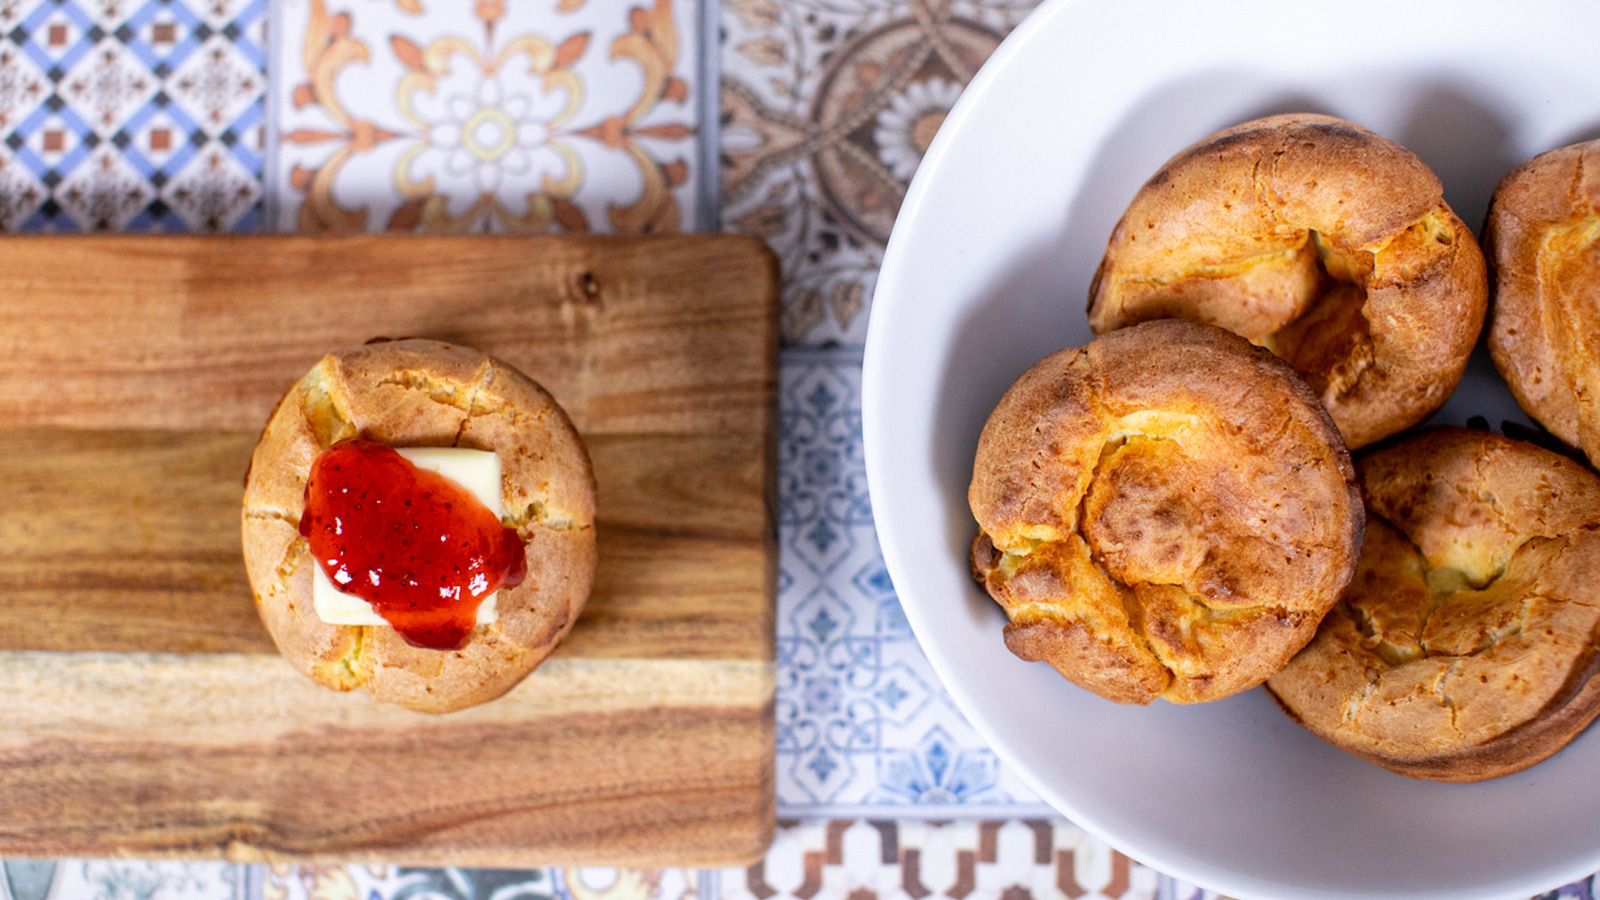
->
299, 439, 527, 651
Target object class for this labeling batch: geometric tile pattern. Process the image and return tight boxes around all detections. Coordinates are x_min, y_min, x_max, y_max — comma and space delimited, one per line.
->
0, 835, 1178, 900
777, 347, 1048, 816
259, 863, 700, 900
0, 0, 265, 231
725, 820, 1162, 900
720, 0, 1037, 345
6, 850, 1596, 900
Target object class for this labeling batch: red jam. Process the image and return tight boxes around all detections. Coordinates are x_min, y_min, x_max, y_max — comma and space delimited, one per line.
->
299, 439, 526, 651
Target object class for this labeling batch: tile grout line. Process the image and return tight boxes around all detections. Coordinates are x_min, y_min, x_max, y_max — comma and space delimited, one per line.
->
243, 860, 263, 900
696, 0, 720, 233
698, 867, 720, 900
259, 0, 283, 232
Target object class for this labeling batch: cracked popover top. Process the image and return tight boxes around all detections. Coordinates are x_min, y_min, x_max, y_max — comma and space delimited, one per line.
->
1267, 427, 1600, 781
1088, 113, 1488, 450
968, 319, 1363, 705
241, 339, 597, 713
1486, 138, 1600, 468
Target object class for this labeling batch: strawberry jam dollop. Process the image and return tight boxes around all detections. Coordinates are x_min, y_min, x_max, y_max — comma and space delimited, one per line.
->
299, 439, 527, 651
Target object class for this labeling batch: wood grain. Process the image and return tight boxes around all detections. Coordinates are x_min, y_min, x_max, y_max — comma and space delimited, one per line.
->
0, 235, 778, 866
0, 655, 772, 866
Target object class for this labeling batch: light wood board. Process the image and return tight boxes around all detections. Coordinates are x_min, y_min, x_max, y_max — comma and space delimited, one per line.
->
0, 235, 778, 867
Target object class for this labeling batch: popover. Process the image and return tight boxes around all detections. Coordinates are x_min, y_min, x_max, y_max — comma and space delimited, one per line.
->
1268, 427, 1600, 781
242, 339, 597, 713
969, 319, 1363, 704
1485, 138, 1600, 466
1088, 113, 1488, 449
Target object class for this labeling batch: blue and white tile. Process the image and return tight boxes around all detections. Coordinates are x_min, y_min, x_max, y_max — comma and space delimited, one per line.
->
777, 346, 1051, 818
0, 0, 265, 232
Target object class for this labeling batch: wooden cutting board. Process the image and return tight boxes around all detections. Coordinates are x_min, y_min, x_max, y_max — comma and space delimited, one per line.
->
0, 235, 778, 868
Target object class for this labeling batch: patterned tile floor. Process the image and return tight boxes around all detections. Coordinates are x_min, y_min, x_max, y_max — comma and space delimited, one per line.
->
0, 0, 1595, 897
0, 0, 267, 231
719, 0, 1035, 343
273, 0, 707, 234
776, 347, 1049, 816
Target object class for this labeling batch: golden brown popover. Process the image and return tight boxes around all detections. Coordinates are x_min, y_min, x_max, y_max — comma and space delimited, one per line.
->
1486, 138, 1600, 467
1268, 427, 1600, 781
1088, 113, 1488, 449
242, 339, 596, 713
969, 319, 1363, 705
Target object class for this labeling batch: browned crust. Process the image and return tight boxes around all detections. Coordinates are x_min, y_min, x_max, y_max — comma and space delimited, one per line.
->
1266, 427, 1600, 781
240, 338, 597, 714
1088, 113, 1488, 449
969, 319, 1363, 705
1485, 138, 1600, 465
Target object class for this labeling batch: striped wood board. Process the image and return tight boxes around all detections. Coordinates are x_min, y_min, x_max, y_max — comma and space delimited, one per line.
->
0, 235, 778, 867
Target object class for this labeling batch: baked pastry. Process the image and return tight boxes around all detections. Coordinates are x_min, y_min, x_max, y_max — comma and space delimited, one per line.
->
1267, 428, 1600, 781
968, 319, 1363, 705
1087, 113, 1488, 449
241, 338, 596, 713
1486, 138, 1600, 466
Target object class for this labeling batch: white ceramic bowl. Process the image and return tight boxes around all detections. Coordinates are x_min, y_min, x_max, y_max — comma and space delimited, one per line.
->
861, 1, 1600, 897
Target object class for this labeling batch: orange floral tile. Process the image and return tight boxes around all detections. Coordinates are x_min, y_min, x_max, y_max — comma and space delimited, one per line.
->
274, 0, 706, 233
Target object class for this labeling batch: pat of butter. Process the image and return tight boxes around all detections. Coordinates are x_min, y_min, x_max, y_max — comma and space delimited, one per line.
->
312, 446, 504, 628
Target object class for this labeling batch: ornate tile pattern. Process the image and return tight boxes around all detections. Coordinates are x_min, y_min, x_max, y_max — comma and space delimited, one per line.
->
721, 819, 1161, 900
272, 0, 708, 234
0, 0, 266, 231
0, 861, 248, 900
778, 347, 1049, 816
260, 865, 701, 900
0, 838, 1177, 900
719, 0, 1038, 345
